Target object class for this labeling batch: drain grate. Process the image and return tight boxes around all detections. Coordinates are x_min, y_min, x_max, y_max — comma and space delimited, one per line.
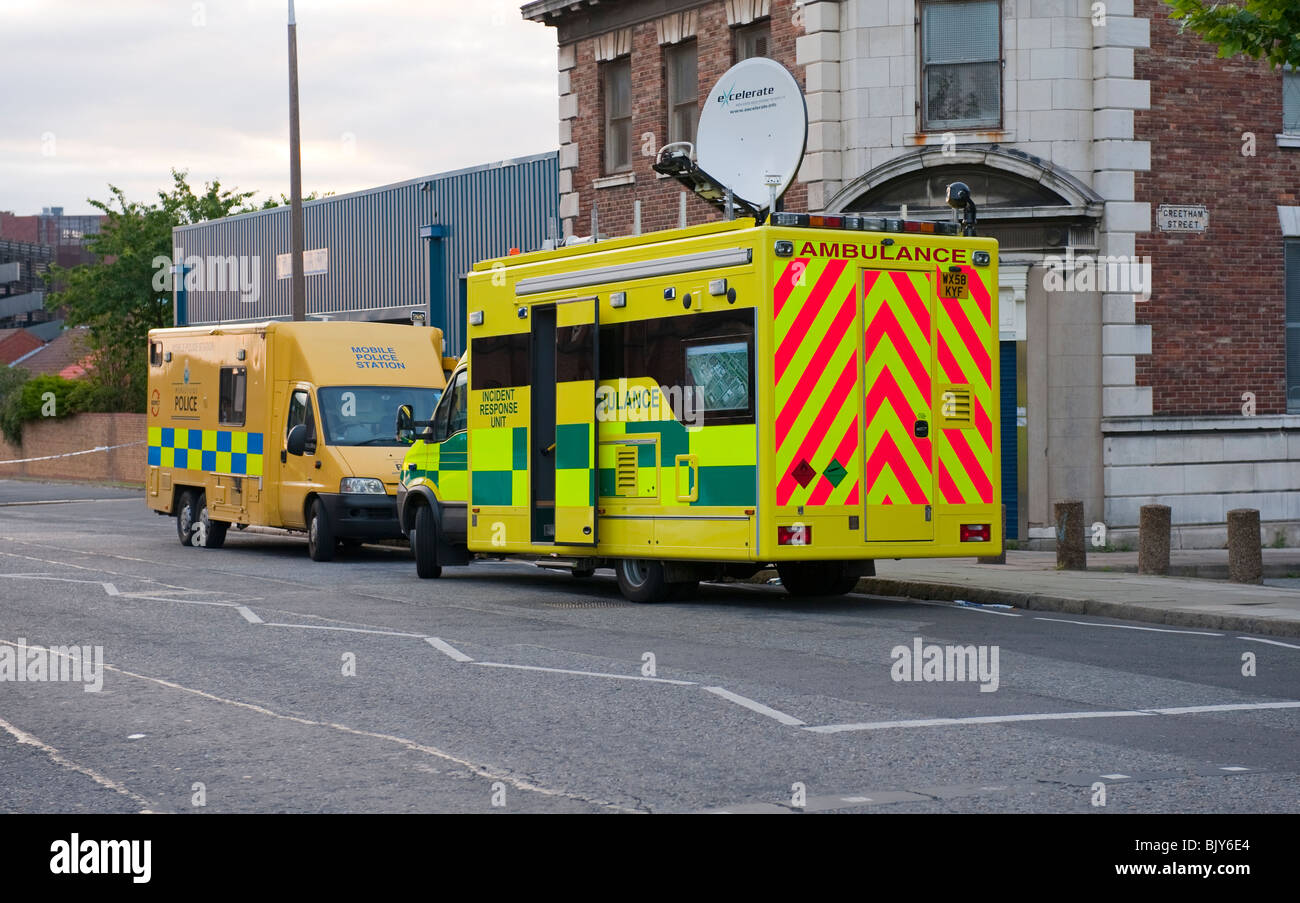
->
542, 599, 634, 609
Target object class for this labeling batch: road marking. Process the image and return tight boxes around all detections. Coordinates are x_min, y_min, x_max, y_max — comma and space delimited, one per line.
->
1033, 617, 1223, 636
806, 700, 1300, 733
259, 623, 428, 639
1238, 636, 1300, 650
236, 606, 263, 625
955, 604, 1021, 617
102, 582, 118, 595
79, 657, 634, 812
1100, 773, 1131, 780
473, 661, 696, 686
703, 686, 806, 726
0, 715, 155, 811
1220, 766, 1250, 772
425, 637, 473, 662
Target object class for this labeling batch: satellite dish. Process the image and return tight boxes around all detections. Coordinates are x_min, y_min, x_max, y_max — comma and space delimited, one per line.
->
695, 57, 807, 213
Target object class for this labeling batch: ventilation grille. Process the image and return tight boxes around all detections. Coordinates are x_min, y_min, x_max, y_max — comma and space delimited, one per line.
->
615, 447, 638, 496
940, 387, 973, 425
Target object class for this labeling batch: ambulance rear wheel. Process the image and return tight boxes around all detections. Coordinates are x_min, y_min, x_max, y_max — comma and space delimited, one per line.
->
176, 490, 197, 546
412, 504, 442, 579
307, 499, 335, 562
778, 562, 855, 597
196, 493, 228, 549
615, 559, 670, 603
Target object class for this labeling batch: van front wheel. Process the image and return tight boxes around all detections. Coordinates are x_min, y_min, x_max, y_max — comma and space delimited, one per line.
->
176, 490, 197, 546
615, 559, 671, 603
307, 499, 335, 562
412, 504, 442, 579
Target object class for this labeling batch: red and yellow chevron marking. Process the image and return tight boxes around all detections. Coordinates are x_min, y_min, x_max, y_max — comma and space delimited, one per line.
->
863, 270, 933, 505
773, 257, 861, 507
936, 264, 995, 504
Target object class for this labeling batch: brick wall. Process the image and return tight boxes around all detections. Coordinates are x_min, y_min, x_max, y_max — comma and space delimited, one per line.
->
563, 0, 806, 239
0, 413, 145, 484
1134, 0, 1298, 416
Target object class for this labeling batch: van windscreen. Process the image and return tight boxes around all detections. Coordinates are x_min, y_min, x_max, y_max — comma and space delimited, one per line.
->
317, 385, 442, 447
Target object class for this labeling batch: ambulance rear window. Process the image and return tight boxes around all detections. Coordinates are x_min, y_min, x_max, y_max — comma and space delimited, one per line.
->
219, 367, 246, 426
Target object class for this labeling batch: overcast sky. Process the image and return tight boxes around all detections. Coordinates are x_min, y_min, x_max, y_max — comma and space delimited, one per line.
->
0, 0, 558, 215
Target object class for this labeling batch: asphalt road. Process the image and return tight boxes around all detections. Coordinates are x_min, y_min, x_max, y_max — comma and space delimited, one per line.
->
1, 479, 1297, 814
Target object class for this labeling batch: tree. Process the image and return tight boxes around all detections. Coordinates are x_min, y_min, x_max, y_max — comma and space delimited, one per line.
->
1167, 1, 1300, 68
43, 170, 254, 412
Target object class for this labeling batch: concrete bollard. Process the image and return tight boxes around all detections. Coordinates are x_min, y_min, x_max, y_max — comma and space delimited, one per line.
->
1054, 499, 1086, 570
978, 504, 1007, 564
1137, 504, 1171, 576
1227, 508, 1263, 584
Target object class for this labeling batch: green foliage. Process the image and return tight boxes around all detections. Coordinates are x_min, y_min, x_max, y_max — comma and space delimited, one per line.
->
1166, 1, 1300, 68
42, 169, 256, 413
0, 372, 120, 444
255, 190, 333, 210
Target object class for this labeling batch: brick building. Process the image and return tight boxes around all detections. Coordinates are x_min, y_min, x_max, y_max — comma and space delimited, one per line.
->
522, 0, 1300, 547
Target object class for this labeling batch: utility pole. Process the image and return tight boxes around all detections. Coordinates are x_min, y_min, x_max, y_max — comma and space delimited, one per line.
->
287, 0, 306, 320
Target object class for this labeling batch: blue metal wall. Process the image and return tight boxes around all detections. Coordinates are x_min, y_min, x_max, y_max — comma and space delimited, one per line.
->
1000, 340, 1018, 540
173, 151, 558, 354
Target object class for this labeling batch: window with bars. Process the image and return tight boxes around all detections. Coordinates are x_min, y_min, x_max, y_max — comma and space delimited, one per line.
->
1287, 241, 1300, 413
604, 57, 632, 173
921, 0, 1002, 131
734, 20, 769, 61
666, 41, 699, 146
1285, 70, 1300, 134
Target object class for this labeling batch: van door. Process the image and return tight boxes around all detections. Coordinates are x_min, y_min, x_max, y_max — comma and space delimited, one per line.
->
529, 299, 598, 546
862, 269, 935, 541
279, 386, 320, 528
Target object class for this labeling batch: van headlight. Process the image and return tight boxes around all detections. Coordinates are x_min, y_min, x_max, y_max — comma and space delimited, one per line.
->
340, 478, 386, 494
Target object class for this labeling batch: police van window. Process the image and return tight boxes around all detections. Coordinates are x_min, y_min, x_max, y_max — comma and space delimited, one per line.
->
316, 385, 441, 447
287, 389, 317, 452
219, 367, 246, 426
150, 342, 163, 367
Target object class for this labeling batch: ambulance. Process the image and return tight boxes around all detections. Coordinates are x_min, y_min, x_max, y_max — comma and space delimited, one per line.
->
145, 321, 449, 560
395, 57, 1000, 602
394, 208, 1001, 601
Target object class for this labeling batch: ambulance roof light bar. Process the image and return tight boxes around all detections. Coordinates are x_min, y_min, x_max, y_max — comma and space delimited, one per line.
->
769, 212, 962, 236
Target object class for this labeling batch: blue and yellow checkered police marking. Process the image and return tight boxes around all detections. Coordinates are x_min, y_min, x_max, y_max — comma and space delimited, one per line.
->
148, 427, 264, 477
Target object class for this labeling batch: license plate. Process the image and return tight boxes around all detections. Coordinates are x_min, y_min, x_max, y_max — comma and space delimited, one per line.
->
940, 270, 969, 300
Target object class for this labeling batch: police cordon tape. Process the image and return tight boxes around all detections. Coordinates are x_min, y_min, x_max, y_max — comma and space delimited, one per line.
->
0, 440, 144, 466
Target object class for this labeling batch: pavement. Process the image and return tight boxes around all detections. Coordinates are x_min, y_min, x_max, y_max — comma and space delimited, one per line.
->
865, 550, 1300, 639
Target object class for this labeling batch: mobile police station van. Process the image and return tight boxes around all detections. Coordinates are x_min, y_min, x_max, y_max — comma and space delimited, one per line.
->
146, 321, 447, 560
396, 58, 1001, 602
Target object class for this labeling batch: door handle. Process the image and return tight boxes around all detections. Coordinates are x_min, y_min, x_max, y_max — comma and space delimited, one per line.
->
914, 419, 929, 438
281, 450, 287, 463
674, 454, 699, 503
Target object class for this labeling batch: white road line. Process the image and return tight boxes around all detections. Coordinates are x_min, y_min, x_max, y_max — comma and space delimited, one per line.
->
259, 623, 428, 638
236, 606, 263, 625
425, 637, 473, 662
102, 583, 118, 595
703, 686, 806, 726
956, 605, 1021, 617
0, 715, 155, 812
69, 655, 634, 813
473, 661, 696, 685
1033, 617, 1223, 636
1148, 701, 1300, 716
806, 700, 1300, 733
1238, 636, 1300, 650
0, 574, 116, 585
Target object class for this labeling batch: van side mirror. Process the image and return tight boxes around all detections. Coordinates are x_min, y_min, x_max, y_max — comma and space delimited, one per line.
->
286, 423, 308, 456
395, 404, 414, 436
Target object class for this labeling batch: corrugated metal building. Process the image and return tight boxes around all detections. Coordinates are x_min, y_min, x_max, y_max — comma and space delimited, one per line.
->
172, 151, 558, 354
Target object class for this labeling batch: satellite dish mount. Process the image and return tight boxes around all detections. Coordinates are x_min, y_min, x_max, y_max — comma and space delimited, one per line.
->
652, 57, 807, 224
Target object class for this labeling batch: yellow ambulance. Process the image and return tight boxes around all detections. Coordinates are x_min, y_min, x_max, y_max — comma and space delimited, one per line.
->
146, 321, 448, 560
396, 209, 1001, 602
